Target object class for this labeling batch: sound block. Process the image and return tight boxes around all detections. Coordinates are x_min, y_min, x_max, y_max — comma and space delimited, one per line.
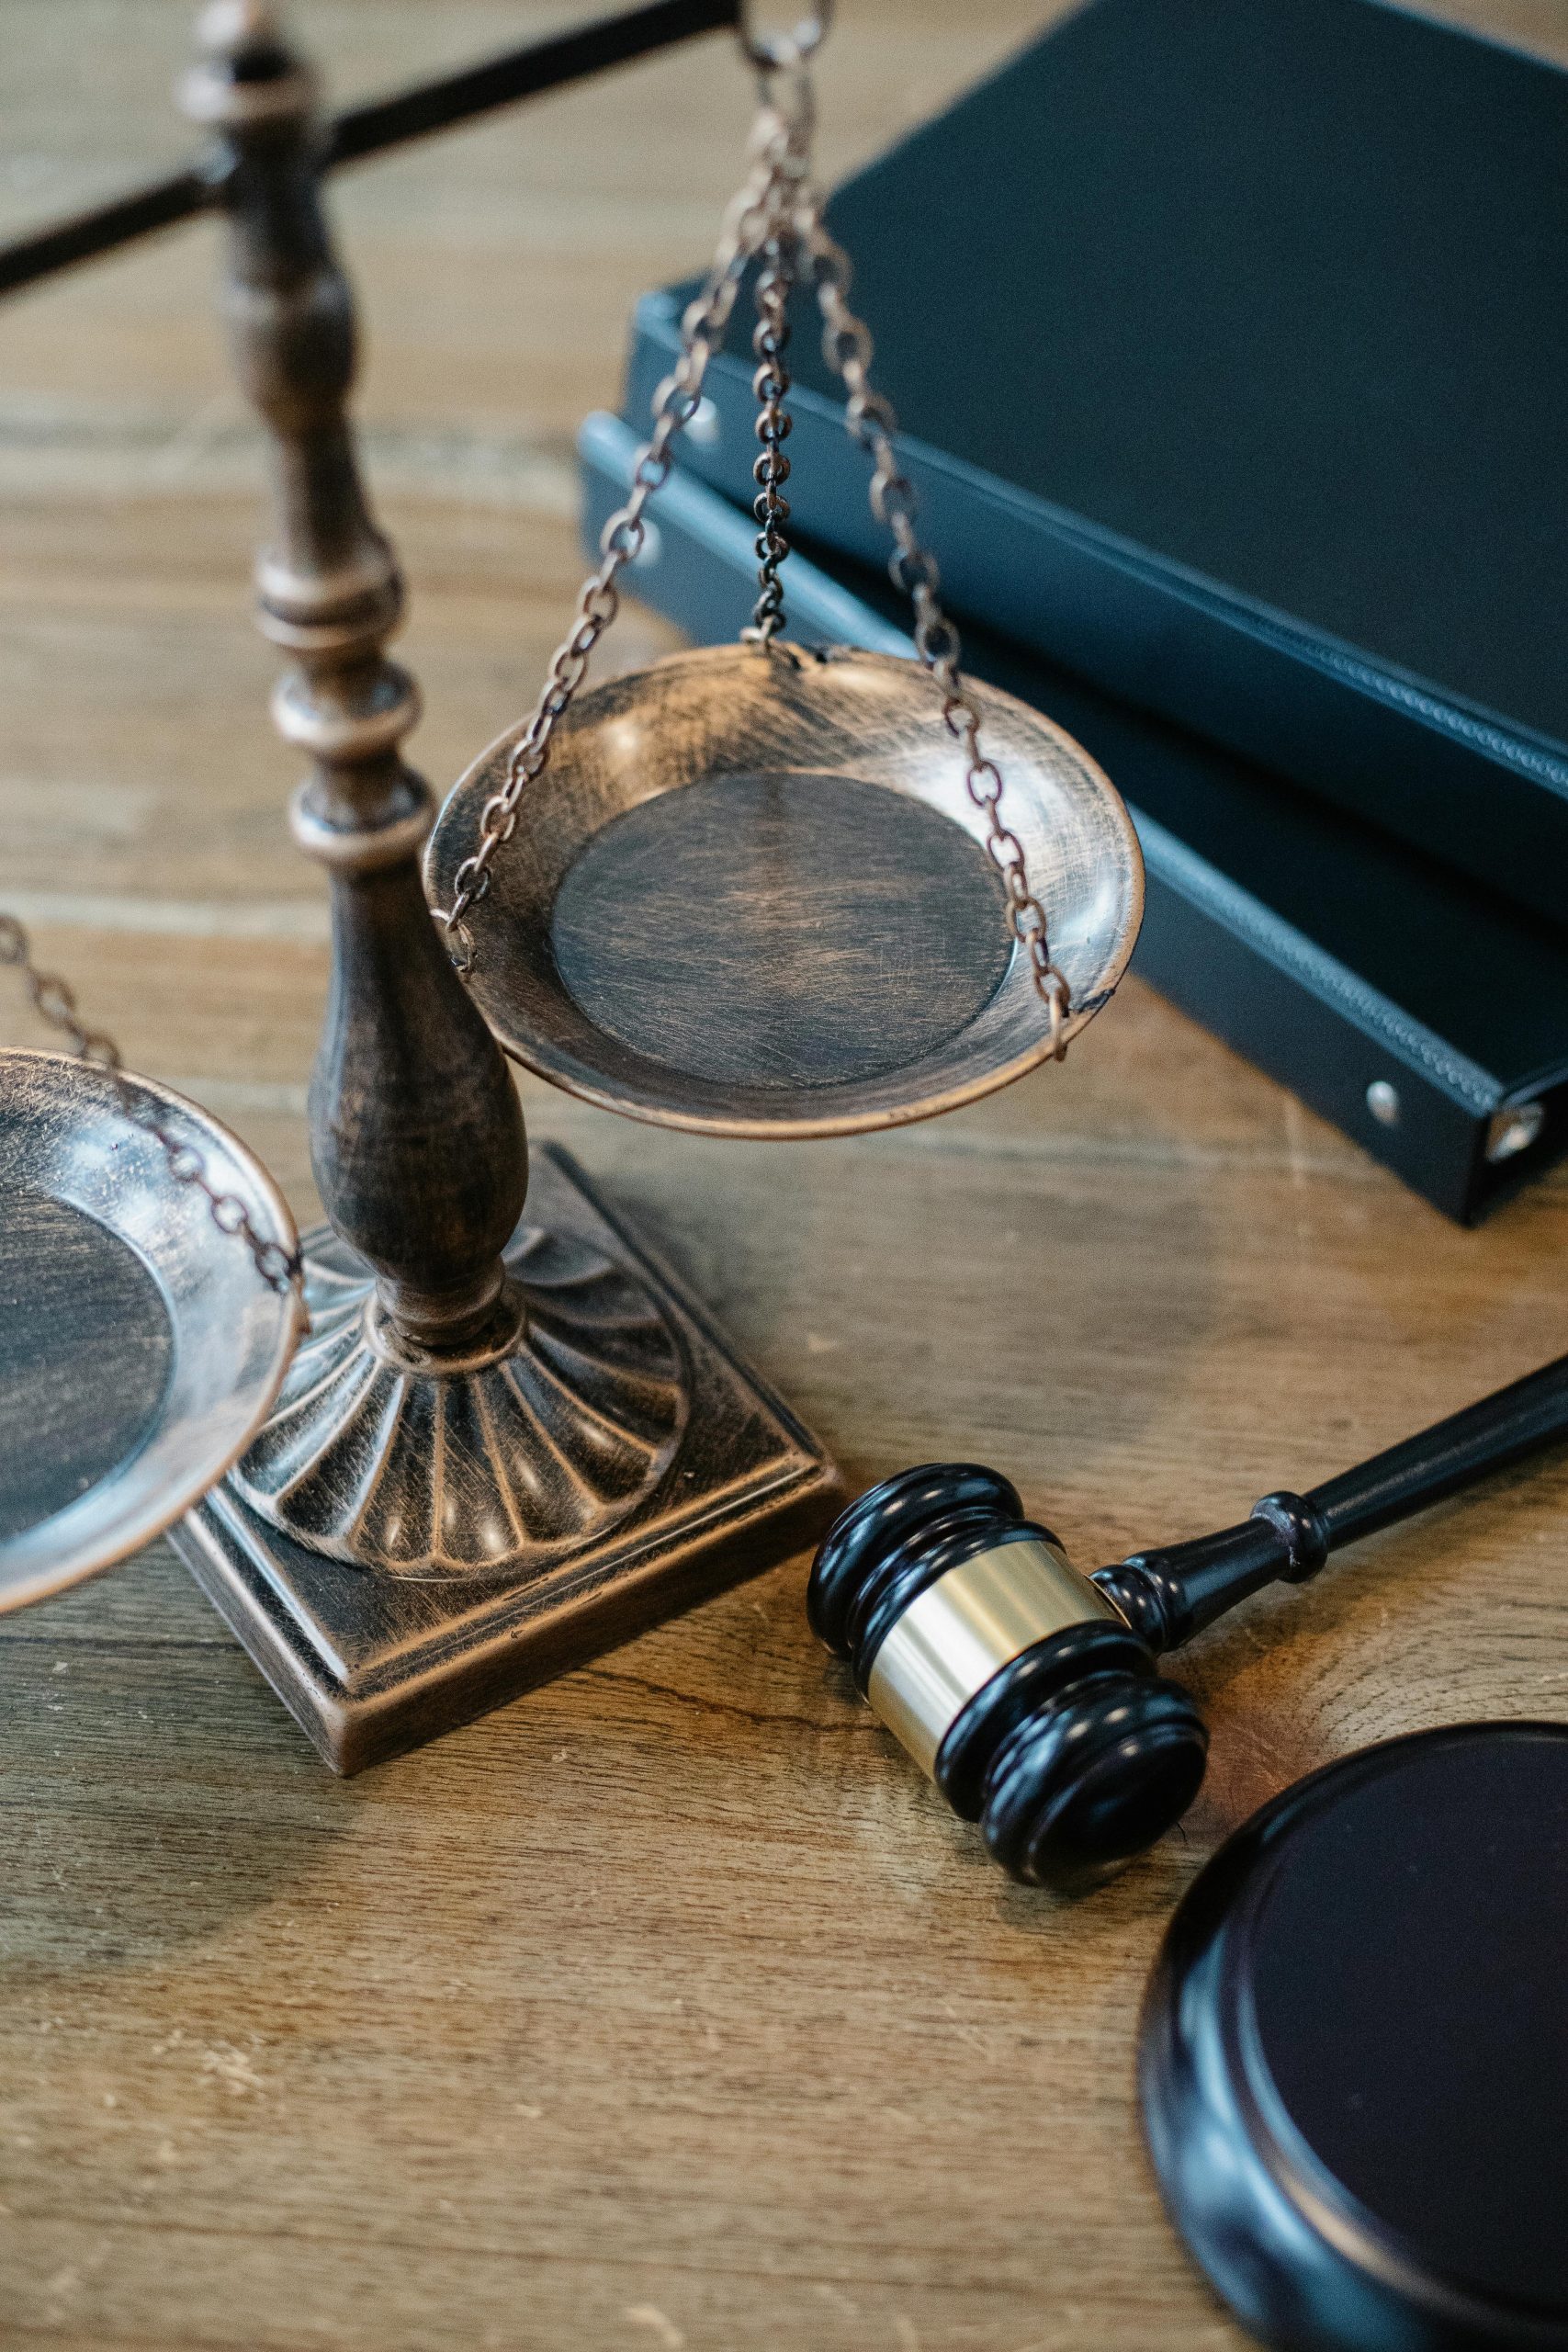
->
169, 1146, 841, 1772
1140, 1723, 1568, 2352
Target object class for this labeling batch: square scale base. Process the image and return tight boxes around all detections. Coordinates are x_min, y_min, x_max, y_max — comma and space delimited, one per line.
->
169, 1146, 842, 1774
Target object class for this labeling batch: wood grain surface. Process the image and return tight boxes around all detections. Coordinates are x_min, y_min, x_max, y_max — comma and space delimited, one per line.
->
3, 5, 1567, 2347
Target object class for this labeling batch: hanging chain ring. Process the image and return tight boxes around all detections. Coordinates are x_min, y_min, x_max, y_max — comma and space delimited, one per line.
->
431, 905, 477, 977
0, 912, 304, 1295
738, 2, 831, 72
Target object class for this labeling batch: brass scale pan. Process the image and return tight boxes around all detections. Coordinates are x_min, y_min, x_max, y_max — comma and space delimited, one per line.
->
426, 640, 1144, 1139
0, 1052, 302, 1611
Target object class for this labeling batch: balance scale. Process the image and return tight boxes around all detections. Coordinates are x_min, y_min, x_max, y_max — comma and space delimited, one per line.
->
0, 0, 1141, 1770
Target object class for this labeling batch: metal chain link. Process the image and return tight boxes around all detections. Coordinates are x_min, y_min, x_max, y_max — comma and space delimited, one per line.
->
0, 913, 302, 1295
438, 23, 1067, 1062
790, 175, 1073, 1057
741, 222, 797, 647
437, 77, 812, 970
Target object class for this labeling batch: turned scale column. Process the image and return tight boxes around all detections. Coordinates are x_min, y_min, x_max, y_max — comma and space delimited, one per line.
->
168, 0, 838, 1768
184, 0, 526, 1361
181, 0, 694, 1577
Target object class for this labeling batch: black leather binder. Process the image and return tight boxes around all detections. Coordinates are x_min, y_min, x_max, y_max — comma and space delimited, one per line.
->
580, 411, 1568, 1222
624, 0, 1568, 928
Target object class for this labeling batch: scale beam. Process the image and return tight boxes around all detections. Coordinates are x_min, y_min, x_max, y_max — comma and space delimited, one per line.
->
0, 0, 738, 300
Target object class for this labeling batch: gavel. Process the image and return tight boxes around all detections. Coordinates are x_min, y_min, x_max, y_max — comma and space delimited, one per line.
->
808, 1352, 1568, 1892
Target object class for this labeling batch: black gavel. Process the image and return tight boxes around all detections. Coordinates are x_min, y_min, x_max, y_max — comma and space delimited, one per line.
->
808, 1352, 1568, 1893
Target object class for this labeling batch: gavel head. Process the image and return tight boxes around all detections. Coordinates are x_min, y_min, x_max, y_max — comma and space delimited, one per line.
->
807, 1464, 1209, 1892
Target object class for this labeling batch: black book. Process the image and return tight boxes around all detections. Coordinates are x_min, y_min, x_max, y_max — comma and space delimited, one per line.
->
580, 410, 1568, 1222
625, 0, 1568, 928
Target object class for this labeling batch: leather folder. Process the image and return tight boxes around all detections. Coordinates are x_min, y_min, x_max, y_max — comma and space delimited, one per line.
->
623, 0, 1568, 929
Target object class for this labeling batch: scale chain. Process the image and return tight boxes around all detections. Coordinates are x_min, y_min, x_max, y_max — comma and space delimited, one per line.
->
789, 171, 1072, 1057
0, 913, 302, 1295
742, 229, 795, 647
441, 17, 1071, 1062
438, 96, 807, 967
740, 132, 806, 646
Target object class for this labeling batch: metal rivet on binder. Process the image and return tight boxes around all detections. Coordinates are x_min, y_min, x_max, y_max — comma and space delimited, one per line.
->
1485, 1100, 1546, 1163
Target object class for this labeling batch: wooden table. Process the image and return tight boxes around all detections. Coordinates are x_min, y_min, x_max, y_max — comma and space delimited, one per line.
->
2, 5, 1565, 2346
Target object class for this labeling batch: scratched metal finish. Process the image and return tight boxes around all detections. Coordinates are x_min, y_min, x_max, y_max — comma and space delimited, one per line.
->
550, 766, 1015, 1091
0, 1048, 302, 1607
428, 641, 1144, 1136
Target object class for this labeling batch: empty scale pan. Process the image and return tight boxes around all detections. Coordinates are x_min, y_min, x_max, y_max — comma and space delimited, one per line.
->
0, 1050, 303, 1610
427, 643, 1143, 1138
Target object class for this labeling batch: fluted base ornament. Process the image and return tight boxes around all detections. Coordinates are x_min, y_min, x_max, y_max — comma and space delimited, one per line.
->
170, 1148, 841, 1772
233, 1219, 687, 1575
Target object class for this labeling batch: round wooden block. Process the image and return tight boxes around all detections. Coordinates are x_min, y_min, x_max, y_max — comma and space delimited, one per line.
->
427, 643, 1143, 1136
1140, 1723, 1568, 2352
0, 1050, 303, 1609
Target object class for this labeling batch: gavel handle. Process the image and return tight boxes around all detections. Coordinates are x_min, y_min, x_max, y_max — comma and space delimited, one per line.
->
1094, 1351, 1568, 1654
1311, 1351, 1568, 1544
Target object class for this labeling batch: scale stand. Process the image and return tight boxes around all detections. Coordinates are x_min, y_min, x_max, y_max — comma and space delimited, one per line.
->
167, 3, 840, 1773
